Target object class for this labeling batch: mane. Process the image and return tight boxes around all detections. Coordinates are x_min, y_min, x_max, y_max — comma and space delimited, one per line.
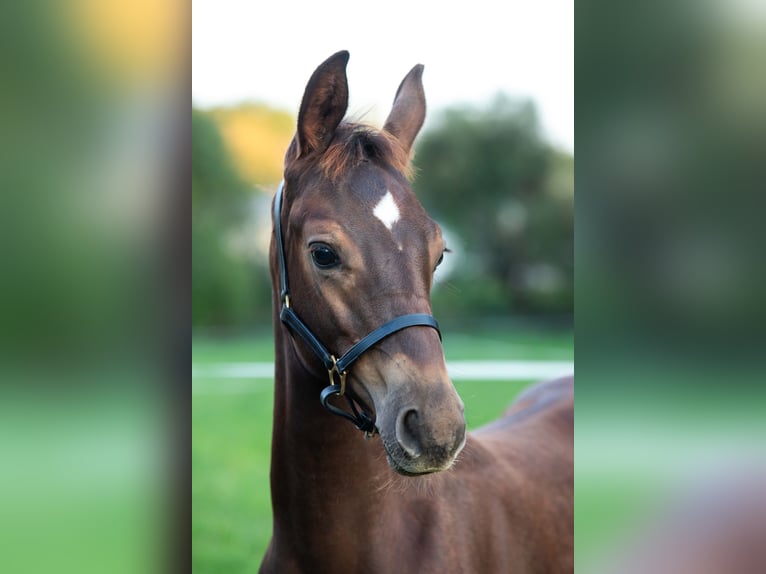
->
319, 122, 414, 182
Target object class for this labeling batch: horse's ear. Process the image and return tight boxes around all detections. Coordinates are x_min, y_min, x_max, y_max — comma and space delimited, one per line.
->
383, 64, 426, 155
296, 50, 350, 158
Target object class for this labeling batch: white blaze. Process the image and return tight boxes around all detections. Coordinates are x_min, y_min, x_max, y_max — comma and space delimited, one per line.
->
373, 191, 400, 230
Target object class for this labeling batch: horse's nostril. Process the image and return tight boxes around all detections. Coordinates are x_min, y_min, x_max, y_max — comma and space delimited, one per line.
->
404, 409, 418, 429
396, 408, 422, 458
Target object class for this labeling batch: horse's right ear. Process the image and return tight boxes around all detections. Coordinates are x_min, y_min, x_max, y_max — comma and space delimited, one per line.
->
295, 51, 350, 158
383, 64, 426, 155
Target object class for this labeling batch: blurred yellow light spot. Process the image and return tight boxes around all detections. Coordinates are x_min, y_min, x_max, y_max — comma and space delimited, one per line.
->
70, 0, 184, 87
212, 107, 295, 187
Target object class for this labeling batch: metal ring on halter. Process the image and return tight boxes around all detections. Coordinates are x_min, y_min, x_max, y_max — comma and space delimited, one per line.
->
327, 356, 348, 397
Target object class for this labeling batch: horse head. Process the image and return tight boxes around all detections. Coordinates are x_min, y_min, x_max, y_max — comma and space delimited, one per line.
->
273, 51, 465, 475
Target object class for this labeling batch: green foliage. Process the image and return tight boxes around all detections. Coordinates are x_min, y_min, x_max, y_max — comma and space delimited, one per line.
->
414, 96, 573, 318
192, 109, 271, 328
192, 109, 248, 221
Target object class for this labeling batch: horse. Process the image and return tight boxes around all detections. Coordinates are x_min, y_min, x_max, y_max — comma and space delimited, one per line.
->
260, 50, 573, 574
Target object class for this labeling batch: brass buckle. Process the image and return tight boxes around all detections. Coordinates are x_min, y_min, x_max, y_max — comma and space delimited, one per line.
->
327, 355, 347, 397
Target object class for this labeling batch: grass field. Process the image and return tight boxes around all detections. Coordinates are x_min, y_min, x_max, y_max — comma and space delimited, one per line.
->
192, 325, 573, 573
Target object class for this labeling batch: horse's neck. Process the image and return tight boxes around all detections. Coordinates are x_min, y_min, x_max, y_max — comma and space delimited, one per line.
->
269, 333, 387, 553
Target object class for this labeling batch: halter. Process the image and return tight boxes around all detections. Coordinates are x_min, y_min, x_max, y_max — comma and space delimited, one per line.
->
273, 181, 442, 435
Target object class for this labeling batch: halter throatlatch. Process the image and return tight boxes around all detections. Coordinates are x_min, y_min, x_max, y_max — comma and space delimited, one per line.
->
274, 181, 442, 435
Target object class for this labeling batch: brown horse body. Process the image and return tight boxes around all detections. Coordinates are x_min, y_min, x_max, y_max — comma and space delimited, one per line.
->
260, 51, 573, 574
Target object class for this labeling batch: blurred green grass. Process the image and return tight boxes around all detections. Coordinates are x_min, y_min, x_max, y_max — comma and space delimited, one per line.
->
192, 326, 572, 573
192, 387, 273, 573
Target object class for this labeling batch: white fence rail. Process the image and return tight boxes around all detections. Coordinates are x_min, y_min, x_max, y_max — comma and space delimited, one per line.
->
193, 361, 573, 394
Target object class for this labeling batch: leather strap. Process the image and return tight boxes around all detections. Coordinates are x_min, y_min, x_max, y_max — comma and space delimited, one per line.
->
283, 306, 440, 375
335, 314, 440, 373
320, 385, 376, 434
274, 181, 290, 304
280, 305, 337, 371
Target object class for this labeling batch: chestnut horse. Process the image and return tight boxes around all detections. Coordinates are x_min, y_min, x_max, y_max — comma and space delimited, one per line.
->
260, 51, 573, 574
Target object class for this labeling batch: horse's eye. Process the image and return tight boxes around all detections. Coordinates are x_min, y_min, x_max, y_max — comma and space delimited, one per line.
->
310, 244, 340, 269
435, 253, 444, 270
434, 248, 449, 272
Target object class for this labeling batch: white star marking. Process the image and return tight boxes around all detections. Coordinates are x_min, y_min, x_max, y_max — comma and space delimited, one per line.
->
373, 191, 400, 231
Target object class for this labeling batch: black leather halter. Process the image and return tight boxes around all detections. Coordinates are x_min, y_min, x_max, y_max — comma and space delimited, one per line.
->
273, 181, 442, 435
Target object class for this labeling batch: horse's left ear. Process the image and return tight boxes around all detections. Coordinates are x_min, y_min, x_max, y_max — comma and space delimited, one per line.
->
296, 50, 350, 158
383, 64, 426, 154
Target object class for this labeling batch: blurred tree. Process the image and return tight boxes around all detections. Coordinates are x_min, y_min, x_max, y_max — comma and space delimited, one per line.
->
414, 96, 573, 318
192, 108, 271, 328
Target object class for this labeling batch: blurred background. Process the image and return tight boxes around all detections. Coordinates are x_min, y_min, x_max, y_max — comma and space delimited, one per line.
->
2, 0, 764, 572
192, 0, 573, 570
0, 1, 186, 573
576, 0, 766, 572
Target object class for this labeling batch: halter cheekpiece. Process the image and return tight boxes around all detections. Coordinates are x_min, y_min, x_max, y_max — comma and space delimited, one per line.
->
273, 181, 442, 435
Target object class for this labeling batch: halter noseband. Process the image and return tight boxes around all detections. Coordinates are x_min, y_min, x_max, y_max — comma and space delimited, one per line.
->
274, 181, 442, 435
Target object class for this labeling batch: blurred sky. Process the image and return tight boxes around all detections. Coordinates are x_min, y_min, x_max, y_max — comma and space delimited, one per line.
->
192, 0, 573, 153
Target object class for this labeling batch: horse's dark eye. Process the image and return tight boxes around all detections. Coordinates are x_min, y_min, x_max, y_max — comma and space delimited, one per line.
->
434, 248, 448, 271
310, 244, 339, 269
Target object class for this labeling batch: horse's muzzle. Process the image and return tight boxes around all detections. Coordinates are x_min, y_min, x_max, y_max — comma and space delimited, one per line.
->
382, 396, 466, 475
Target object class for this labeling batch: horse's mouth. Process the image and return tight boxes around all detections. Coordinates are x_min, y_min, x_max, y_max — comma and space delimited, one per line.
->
385, 451, 441, 476
381, 439, 455, 476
